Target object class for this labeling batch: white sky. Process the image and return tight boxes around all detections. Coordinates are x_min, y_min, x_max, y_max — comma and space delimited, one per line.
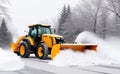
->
10, 0, 79, 36
10, 0, 79, 25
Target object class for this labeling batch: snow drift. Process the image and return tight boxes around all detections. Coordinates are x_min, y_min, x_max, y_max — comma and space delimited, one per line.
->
49, 31, 120, 66
0, 48, 24, 71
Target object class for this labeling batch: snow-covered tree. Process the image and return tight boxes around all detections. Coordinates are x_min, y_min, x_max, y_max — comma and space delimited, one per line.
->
57, 5, 73, 42
0, 0, 13, 49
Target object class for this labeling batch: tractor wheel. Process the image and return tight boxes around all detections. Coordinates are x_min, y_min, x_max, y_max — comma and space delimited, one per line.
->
19, 42, 30, 58
35, 43, 49, 59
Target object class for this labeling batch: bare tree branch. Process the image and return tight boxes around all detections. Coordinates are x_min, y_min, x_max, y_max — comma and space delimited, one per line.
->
101, 6, 120, 18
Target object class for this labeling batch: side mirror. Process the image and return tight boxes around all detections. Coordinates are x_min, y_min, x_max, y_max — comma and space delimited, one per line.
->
51, 28, 56, 34
24, 30, 28, 35
54, 29, 56, 34
24, 30, 28, 33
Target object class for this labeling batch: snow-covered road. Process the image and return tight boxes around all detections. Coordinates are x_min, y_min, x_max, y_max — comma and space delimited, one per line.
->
1, 57, 120, 74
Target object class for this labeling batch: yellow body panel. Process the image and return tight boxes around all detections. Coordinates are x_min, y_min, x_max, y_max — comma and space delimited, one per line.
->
42, 35, 53, 48
42, 34, 63, 48
16, 36, 26, 45
28, 24, 50, 28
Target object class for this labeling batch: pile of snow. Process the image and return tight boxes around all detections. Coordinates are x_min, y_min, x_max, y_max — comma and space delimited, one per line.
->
0, 48, 24, 71
49, 49, 118, 66
49, 31, 120, 66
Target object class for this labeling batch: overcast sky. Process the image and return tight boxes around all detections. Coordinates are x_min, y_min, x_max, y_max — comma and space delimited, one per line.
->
11, 0, 79, 25
10, 0, 79, 36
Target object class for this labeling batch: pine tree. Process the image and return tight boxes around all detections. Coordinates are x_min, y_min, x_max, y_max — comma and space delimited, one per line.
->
58, 5, 67, 35
0, 18, 12, 49
58, 5, 71, 25
58, 5, 71, 35
57, 5, 73, 42
0, 0, 13, 49
66, 5, 71, 18
59, 5, 67, 25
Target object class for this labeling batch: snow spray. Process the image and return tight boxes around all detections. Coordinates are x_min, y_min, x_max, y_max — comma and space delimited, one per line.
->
49, 31, 120, 66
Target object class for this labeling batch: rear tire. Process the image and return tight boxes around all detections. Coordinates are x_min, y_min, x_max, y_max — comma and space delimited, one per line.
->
19, 42, 30, 58
35, 43, 49, 59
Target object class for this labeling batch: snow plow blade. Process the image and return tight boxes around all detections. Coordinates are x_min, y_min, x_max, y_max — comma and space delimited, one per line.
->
51, 44, 97, 59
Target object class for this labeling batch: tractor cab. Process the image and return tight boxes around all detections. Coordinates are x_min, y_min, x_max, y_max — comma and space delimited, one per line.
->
28, 24, 52, 43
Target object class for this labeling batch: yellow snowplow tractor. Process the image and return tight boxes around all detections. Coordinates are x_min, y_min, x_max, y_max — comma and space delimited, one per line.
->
10, 24, 97, 59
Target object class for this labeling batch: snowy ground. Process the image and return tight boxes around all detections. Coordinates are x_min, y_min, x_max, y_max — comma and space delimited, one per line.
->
0, 48, 24, 71
1, 57, 120, 74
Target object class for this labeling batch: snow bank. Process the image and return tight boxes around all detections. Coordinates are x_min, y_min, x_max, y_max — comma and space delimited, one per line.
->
0, 48, 24, 71
49, 49, 118, 66
49, 31, 120, 66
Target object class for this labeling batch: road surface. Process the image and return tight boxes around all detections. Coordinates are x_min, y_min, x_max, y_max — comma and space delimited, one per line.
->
1, 56, 120, 74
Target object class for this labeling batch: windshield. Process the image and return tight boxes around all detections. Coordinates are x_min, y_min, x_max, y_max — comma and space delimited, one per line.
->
42, 27, 52, 34
38, 26, 52, 35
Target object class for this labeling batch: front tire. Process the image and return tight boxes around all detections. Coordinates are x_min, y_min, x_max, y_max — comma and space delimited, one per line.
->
19, 42, 30, 58
35, 43, 49, 59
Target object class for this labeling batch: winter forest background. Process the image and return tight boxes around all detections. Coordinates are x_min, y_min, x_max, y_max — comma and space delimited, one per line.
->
0, 0, 12, 49
0, 0, 120, 48
57, 0, 120, 42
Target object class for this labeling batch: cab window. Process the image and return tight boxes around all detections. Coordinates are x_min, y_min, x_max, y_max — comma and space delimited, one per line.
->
42, 27, 52, 34
38, 26, 42, 37
29, 27, 37, 37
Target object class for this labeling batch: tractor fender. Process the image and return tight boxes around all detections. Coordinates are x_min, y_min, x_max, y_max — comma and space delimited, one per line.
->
22, 37, 35, 50
26, 36, 34, 46
22, 38, 31, 48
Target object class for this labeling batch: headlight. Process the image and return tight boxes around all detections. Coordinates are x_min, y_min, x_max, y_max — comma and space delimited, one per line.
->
56, 37, 62, 40
56, 37, 61, 40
